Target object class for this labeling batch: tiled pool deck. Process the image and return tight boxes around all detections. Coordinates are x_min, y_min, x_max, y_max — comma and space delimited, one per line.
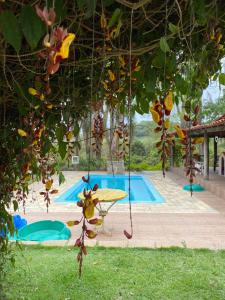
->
16, 171, 225, 249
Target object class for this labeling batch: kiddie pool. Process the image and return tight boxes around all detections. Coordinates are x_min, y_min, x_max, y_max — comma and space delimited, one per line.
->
14, 220, 71, 242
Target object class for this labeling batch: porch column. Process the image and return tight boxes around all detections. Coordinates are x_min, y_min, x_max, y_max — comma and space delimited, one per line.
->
213, 137, 218, 173
203, 131, 209, 180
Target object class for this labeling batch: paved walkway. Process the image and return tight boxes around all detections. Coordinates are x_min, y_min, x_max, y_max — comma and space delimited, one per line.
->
16, 171, 225, 250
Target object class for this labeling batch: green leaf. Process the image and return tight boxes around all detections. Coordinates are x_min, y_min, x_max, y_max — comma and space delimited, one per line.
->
59, 171, 65, 185
85, 0, 97, 19
55, 0, 67, 21
193, 0, 207, 25
13, 200, 18, 211
168, 23, 178, 34
73, 123, 80, 136
219, 73, 225, 85
56, 125, 65, 142
175, 74, 188, 95
58, 141, 67, 159
108, 8, 121, 28
20, 5, 45, 50
145, 72, 157, 93
76, 0, 86, 9
0, 11, 22, 52
185, 100, 191, 114
152, 51, 165, 68
103, 0, 114, 6
159, 37, 170, 53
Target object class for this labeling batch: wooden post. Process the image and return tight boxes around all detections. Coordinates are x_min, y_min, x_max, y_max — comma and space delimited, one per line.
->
203, 132, 209, 180
213, 137, 218, 173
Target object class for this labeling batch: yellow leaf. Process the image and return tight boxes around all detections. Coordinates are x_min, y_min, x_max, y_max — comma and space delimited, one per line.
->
67, 221, 77, 227
40, 94, 45, 101
67, 131, 74, 141
119, 56, 125, 68
96, 219, 103, 226
84, 204, 95, 219
24, 174, 31, 182
86, 230, 97, 239
46, 103, 53, 109
134, 65, 141, 72
54, 33, 75, 63
109, 28, 117, 39
102, 81, 108, 90
18, 129, 27, 137
216, 33, 222, 44
193, 137, 204, 144
117, 86, 124, 93
35, 127, 45, 139
164, 119, 170, 130
149, 108, 160, 124
174, 124, 185, 139
45, 179, 53, 191
100, 13, 107, 29
28, 87, 38, 96
32, 139, 38, 145
164, 91, 173, 111
108, 70, 116, 82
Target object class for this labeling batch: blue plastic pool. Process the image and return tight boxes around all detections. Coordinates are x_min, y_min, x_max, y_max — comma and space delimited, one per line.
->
56, 174, 164, 203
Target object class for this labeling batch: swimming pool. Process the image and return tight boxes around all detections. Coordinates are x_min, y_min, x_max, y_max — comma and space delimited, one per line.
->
55, 174, 164, 203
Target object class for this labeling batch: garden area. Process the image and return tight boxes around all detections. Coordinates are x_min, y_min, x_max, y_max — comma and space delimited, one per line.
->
1, 0, 225, 299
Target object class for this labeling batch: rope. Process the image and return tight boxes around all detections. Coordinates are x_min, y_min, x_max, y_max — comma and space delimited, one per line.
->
128, 8, 134, 237
87, 13, 95, 181
162, 0, 168, 178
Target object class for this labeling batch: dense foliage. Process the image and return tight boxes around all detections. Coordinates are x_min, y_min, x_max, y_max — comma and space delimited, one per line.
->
1, 0, 225, 270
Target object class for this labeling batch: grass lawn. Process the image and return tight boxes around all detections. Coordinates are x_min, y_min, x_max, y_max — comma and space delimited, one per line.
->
3, 245, 225, 300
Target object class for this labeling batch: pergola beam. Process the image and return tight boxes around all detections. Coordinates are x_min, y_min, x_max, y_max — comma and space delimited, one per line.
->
189, 125, 225, 138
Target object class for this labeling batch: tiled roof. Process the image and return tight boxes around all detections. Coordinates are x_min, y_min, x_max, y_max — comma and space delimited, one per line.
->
189, 113, 225, 131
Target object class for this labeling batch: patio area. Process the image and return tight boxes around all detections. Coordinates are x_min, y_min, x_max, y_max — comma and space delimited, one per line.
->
16, 170, 225, 250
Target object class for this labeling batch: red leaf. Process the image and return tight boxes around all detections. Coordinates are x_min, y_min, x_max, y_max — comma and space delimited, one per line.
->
50, 189, 58, 194
89, 218, 98, 224
183, 114, 190, 122
75, 238, 81, 247
93, 198, 99, 206
92, 184, 98, 191
124, 230, 132, 239
47, 62, 60, 75
77, 253, 81, 262
82, 245, 87, 255
192, 120, 198, 126
82, 176, 89, 183
39, 192, 46, 195
77, 201, 84, 207
154, 127, 162, 132
165, 109, 170, 116
194, 105, 200, 114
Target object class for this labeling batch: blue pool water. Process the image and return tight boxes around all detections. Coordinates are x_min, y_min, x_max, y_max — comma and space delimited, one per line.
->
56, 174, 164, 203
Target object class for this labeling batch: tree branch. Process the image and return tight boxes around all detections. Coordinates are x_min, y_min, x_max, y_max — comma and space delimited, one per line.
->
115, 0, 152, 10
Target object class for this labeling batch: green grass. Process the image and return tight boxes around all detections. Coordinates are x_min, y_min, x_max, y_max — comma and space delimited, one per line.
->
3, 245, 225, 300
